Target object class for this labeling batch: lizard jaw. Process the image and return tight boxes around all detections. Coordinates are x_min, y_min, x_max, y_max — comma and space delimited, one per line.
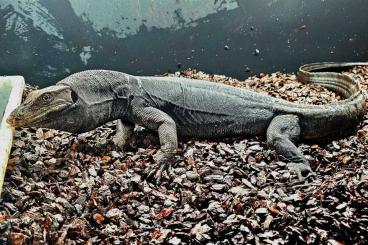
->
7, 103, 71, 128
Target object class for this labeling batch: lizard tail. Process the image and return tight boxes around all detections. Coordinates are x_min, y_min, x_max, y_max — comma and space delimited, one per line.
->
297, 62, 368, 99
274, 62, 368, 139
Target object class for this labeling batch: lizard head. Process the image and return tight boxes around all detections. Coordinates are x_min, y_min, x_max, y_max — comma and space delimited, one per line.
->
7, 85, 79, 130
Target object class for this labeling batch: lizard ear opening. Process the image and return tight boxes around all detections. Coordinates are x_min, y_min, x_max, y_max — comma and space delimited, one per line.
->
71, 90, 79, 103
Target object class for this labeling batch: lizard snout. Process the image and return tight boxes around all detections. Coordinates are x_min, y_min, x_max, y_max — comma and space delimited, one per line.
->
6, 111, 24, 128
6, 116, 15, 127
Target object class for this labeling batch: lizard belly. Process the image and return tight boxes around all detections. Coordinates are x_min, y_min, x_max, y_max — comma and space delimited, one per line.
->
140, 76, 276, 138
168, 107, 274, 138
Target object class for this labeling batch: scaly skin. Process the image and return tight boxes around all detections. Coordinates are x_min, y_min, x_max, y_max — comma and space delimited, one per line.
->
7, 62, 367, 182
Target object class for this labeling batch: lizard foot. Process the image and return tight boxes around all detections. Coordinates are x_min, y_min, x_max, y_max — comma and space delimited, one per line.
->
112, 137, 126, 150
145, 149, 176, 184
287, 162, 315, 181
112, 135, 137, 150
145, 161, 171, 184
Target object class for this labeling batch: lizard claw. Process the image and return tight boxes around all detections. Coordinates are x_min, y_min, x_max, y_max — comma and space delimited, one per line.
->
287, 162, 315, 181
145, 161, 170, 184
145, 149, 176, 184
145, 162, 168, 184
145, 150, 170, 184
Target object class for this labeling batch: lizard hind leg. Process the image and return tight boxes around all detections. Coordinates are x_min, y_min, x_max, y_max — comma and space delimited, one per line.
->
266, 114, 313, 180
112, 119, 134, 149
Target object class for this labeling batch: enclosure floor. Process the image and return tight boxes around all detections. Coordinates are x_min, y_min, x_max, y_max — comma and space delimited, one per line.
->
1, 67, 367, 244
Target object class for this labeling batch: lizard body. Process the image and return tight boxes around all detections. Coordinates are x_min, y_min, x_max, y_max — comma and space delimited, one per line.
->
7, 62, 367, 181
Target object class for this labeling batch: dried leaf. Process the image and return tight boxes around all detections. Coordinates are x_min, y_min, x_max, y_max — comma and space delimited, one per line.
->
10, 233, 26, 245
93, 213, 104, 224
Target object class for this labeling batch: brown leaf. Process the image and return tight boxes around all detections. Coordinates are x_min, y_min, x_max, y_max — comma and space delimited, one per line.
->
268, 205, 280, 214
0, 213, 8, 223
150, 230, 162, 240
43, 130, 54, 139
6, 157, 18, 171
42, 215, 53, 230
71, 143, 78, 151
10, 233, 26, 245
161, 207, 174, 219
310, 144, 319, 149
185, 156, 194, 165
101, 155, 111, 162
85, 238, 93, 245
121, 194, 129, 201
341, 155, 351, 164
35, 128, 44, 139
93, 213, 104, 225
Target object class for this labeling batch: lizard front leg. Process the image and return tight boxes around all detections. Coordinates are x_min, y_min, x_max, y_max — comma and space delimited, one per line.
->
131, 106, 178, 183
113, 119, 134, 149
266, 114, 314, 180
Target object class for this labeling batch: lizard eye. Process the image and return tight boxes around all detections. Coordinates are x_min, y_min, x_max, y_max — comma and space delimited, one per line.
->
41, 93, 53, 102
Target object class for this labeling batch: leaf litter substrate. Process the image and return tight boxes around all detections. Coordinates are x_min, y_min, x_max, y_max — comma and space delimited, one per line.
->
0, 67, 367, 245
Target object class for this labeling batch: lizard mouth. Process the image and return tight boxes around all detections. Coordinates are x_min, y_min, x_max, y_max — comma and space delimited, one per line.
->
7, 103, 71, 128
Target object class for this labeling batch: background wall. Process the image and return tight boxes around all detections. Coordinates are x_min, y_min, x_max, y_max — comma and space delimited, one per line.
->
0, 0, 367, 87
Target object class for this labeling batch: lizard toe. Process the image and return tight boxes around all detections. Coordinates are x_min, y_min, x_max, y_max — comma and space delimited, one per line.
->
145, 161, 170, 184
